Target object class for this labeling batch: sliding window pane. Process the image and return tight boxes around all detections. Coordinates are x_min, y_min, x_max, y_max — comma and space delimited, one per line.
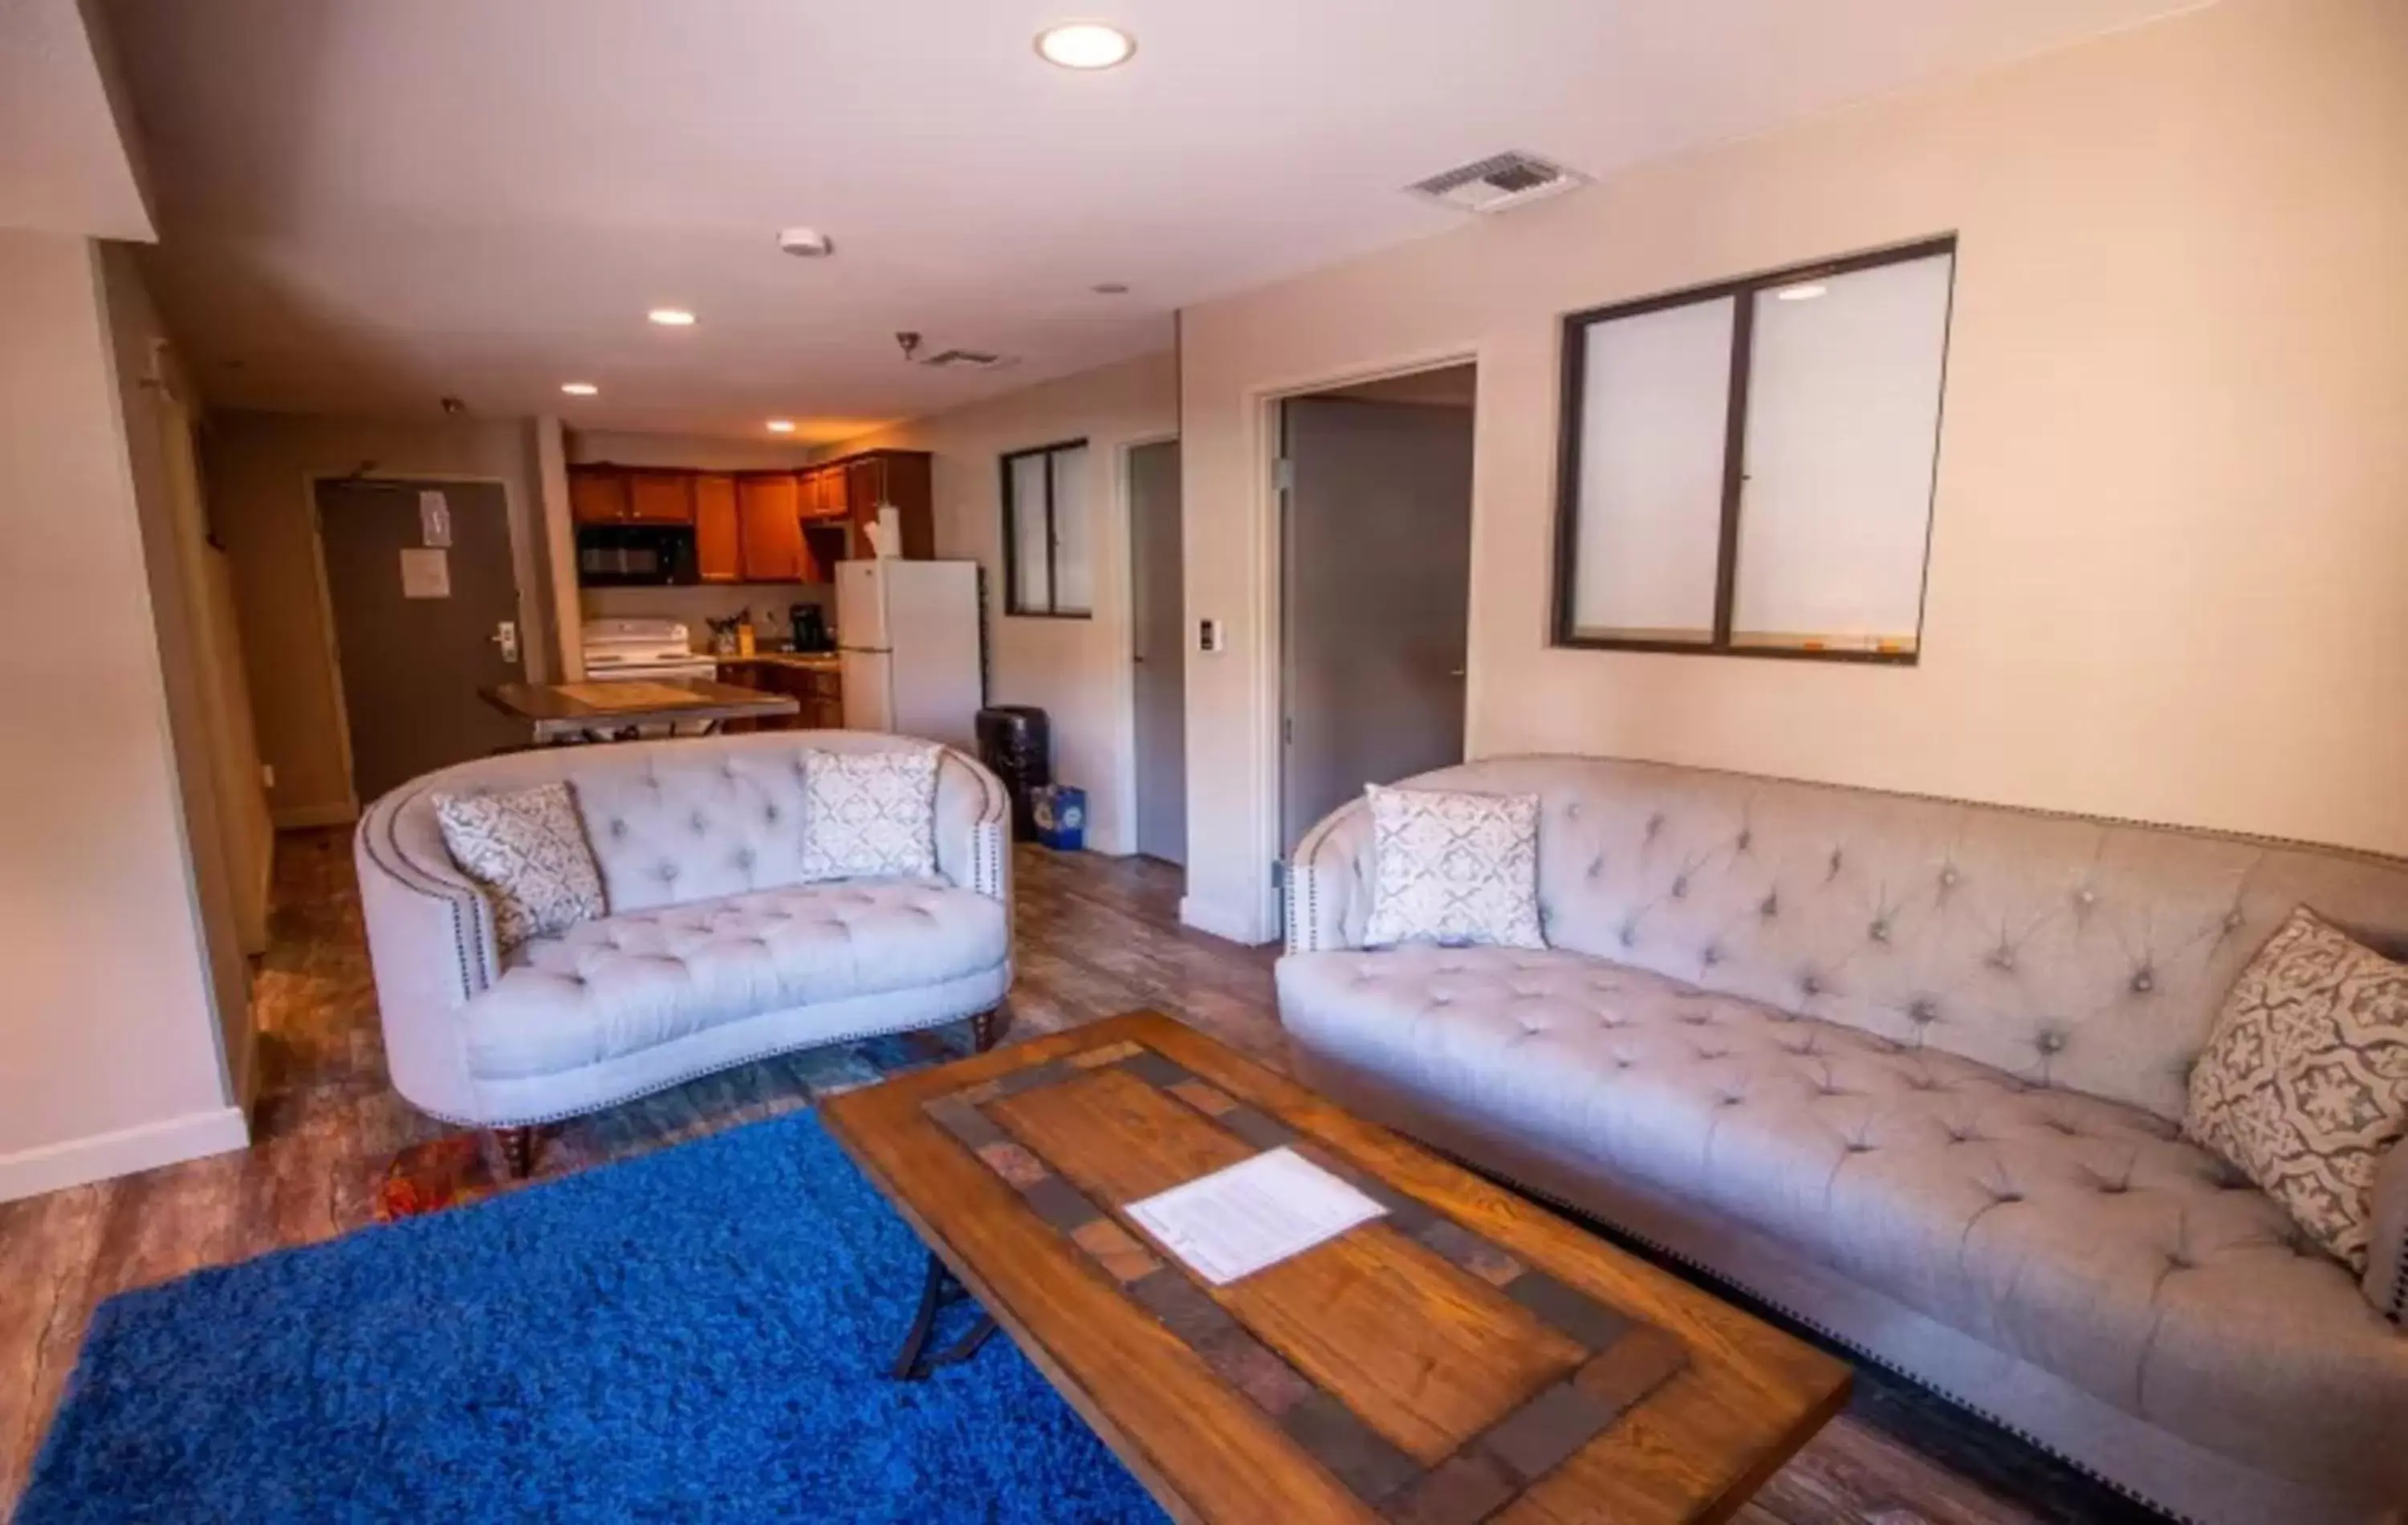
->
1009, 451, 1051, 612
1732, 251, 1952, 654
1049, 446, 1093, 616
1566, 297, 1735, 643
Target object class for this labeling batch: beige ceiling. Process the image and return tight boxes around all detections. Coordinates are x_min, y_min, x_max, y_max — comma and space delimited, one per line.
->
0, 0, 153, 239
99, 0, 2205, 442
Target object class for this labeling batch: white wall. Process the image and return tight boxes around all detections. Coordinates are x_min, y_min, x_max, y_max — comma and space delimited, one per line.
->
203, 411, 556, 824
0, 229, 242, 1198
100, 242, 271, 1103
827, 352, 1178, 855
1177, 0, 2408, 943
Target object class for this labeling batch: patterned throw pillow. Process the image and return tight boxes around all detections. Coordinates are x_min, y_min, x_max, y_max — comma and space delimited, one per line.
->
432, 783, 606, 950
2186, 908, 2408, 1272
800, 746, 941, 881
1361, 784, 1545, 951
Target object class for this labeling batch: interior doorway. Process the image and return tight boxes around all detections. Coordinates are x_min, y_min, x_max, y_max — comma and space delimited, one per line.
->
1279, 364, 1477, 853
1128, 438, 1186, 867
315, 477, 528, 804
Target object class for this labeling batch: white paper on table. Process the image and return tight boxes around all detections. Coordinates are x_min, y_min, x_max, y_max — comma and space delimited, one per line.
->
1123, 1147, 1386, 1286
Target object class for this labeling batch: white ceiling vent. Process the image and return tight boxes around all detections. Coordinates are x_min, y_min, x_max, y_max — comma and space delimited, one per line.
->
918, 348, 1018, 371
1407, 152, 1588, 214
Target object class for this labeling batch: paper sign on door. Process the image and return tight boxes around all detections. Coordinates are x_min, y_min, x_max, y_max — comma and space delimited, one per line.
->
400, 547, 450, 599
417, 490, 453, 547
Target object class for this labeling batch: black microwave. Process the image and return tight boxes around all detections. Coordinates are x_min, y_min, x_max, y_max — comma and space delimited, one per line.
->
576, 524, 697, 587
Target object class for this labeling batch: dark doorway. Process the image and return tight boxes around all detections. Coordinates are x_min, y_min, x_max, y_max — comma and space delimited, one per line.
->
1279, 367, 1477, 852
1129, 439, 1186, 867
316, 478, 527, 804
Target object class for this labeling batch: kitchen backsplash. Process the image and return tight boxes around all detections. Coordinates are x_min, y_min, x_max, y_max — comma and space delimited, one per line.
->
581, 584, 831, 650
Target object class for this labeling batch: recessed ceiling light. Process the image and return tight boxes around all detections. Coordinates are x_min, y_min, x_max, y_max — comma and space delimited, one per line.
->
561, 381, 599, 396
1036, 22, 1134, 70
1773, 283, 1828, 302
1091, 282, 1131, 295
766, 419, 796, 434
647, 308, 698, 327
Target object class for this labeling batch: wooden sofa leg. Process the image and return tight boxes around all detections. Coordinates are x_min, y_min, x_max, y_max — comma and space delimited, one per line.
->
492, 1125, 539, 1179
970, 1007, 1007, 1053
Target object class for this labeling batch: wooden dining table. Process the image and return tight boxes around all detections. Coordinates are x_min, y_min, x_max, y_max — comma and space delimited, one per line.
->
479, 677, 800, 744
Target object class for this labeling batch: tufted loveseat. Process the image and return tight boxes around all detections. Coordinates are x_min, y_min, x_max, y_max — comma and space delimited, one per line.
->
356, 732, 1011, 1157
1278, 756, 2408, 1525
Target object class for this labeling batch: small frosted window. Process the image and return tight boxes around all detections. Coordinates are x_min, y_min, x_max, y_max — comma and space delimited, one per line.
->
1565, 298, 1733, 643
1002, 441, 1091, 617
1554, 240, 1954, 661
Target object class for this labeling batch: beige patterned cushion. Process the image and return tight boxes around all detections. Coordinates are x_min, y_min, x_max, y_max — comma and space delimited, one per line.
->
433, 782, 606, 950
1361, 784, 1544, 951
800, 746, 939, 881
2186, 908, 2408, 1271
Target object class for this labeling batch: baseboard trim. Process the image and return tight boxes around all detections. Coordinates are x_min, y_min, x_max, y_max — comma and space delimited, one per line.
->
273, 801, 357, 830
1179, 894, 1267, 946
0, 1107, 251, 1203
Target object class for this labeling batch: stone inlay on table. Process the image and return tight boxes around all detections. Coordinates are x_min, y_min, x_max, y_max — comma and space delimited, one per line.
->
917, 1031, 1692, 1518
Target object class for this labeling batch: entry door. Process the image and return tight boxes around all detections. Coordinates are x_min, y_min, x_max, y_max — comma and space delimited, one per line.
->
316, 478, 527, 803
1280, 396, 1474, 852
1129, 439, 1186, 864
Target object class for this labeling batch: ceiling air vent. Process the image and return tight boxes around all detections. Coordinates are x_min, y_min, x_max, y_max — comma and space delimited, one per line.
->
919, 348, 1017, 371
1407, 151, 1588, 214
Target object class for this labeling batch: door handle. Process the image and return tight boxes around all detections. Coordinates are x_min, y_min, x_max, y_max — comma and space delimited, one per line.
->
493, 620, 520, 664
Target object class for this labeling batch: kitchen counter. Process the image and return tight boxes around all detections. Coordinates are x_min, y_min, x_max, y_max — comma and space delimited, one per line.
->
710, 652, 843, 671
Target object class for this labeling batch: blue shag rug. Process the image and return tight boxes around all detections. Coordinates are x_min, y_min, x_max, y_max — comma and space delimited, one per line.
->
18, 1109, 1166, 1524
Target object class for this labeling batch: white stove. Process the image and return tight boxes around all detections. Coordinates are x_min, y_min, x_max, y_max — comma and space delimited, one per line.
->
580, 618, 718, 683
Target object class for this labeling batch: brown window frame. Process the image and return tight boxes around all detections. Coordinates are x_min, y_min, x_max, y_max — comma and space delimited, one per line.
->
1549, 234, 1958, 664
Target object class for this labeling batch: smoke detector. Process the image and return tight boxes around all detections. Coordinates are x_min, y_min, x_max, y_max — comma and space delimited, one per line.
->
1406, 151, 1588, 214
778, 227, 835, 258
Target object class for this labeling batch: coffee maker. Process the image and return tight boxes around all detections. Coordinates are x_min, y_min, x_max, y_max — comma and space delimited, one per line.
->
789, 603, 832, 653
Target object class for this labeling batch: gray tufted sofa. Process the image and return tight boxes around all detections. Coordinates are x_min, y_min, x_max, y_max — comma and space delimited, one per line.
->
356, 732, 1011, 1152
1278, 756, 2408, 1525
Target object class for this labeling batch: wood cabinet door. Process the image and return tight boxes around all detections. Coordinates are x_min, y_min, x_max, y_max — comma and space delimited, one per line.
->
627, 472, 696, 524
569, 469, 631, 524
845, 458, 884, 528
694, 474, 741, 582
736, 474, 804, 581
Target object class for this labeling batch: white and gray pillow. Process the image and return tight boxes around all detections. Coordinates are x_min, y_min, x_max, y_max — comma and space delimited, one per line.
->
1361, 783, 1545, 951
2186, 907, 2408, 1272
433, 782, 606, 950
800, 746, 941, 881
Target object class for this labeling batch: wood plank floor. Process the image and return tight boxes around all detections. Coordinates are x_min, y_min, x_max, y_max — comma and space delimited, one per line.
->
0, 831, 2146, 1523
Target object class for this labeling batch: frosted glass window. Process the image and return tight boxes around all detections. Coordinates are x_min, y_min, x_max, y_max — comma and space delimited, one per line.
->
1565, 298, 1735, 642
1733, 252, 1951, 654
1553, 238, 1954, 662
1002, 440, 1091, 617
1049, 449, 1093, 616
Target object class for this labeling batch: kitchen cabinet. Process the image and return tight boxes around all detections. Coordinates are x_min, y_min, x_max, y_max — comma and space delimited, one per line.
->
736, 474, 806, 583
832, 450, 936, 557
568, 453, 933, 587
627, 472, 696, 524
569, 469, 633, 524
714, 659, 844, 731
694, 474, 741, 583
799, 467, 848, 521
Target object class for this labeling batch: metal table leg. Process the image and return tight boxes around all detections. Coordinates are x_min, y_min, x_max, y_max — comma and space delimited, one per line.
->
889, 1252, 997, 1381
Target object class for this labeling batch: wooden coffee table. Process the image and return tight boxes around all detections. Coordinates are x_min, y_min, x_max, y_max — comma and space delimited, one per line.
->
820, 1012, 1850, 1523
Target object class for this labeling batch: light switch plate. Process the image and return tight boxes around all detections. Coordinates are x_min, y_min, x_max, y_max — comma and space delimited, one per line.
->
1198, 618, 1223, 653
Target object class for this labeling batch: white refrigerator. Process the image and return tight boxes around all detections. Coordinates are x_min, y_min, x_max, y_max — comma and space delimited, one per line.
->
835, 559, 986, 750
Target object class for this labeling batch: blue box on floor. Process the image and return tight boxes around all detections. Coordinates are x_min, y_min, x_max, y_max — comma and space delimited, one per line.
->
1031, 785, 1086, 851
